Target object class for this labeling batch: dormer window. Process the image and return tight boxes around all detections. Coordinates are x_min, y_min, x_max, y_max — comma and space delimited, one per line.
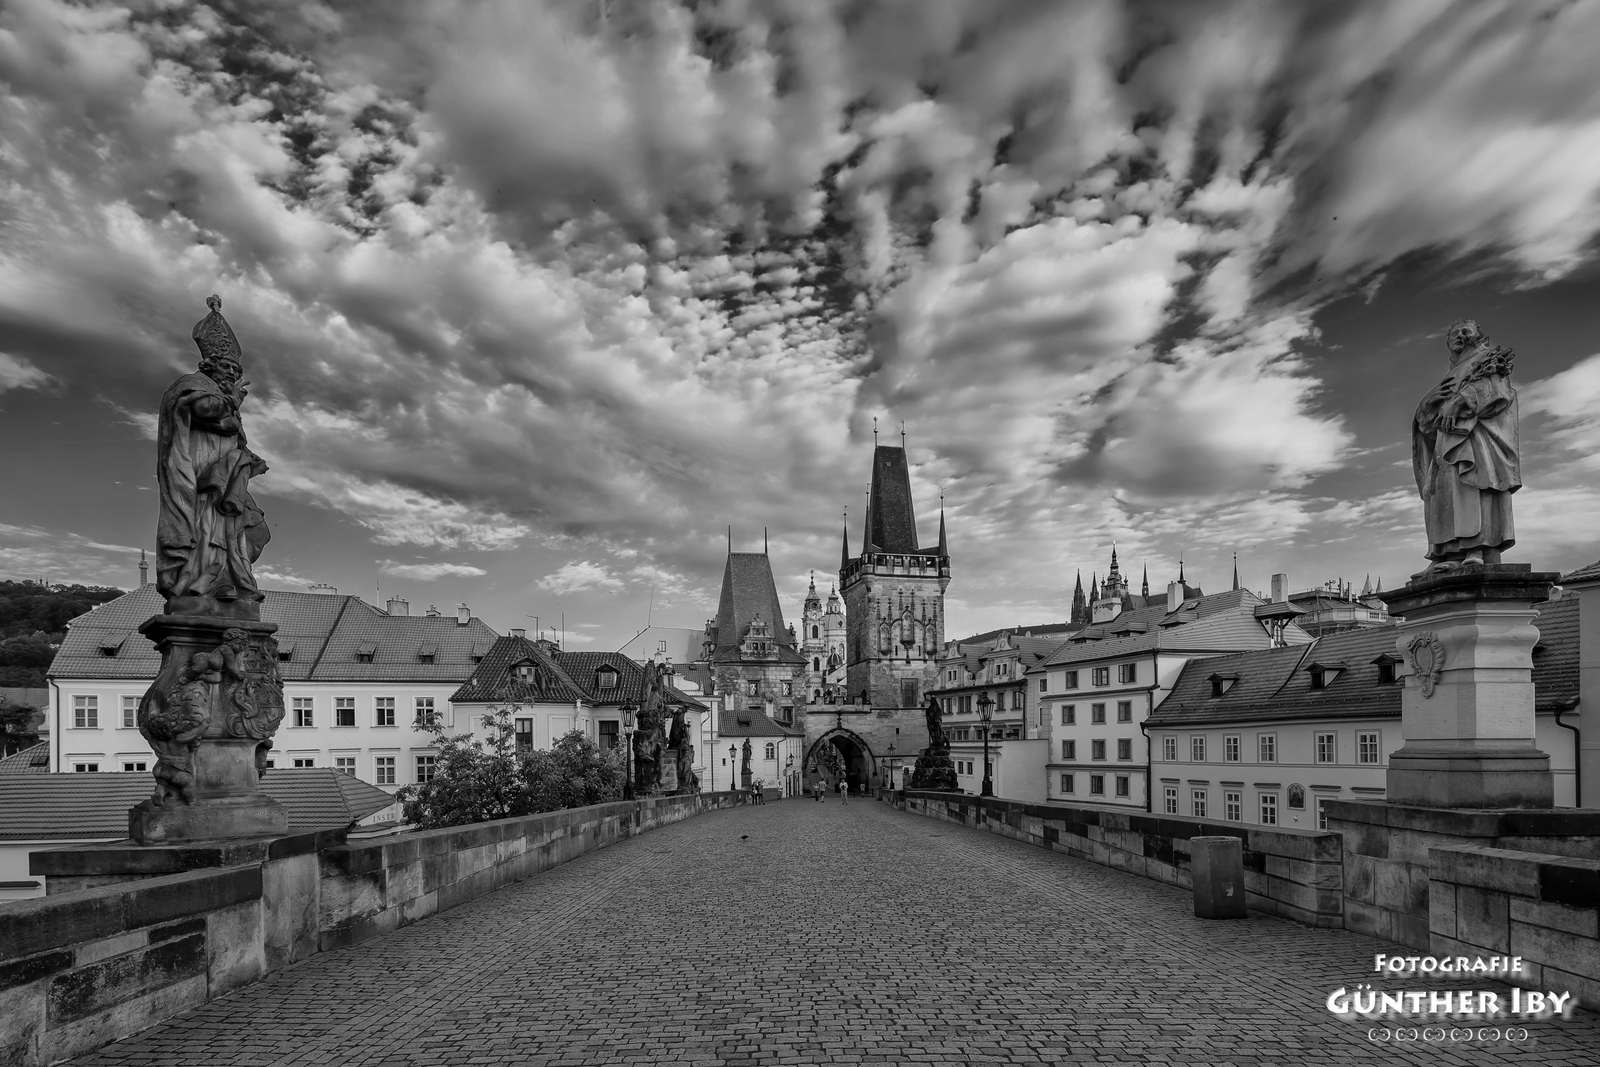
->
596, 665, 619, 690
514, 660, 539, 686
417, 640, 437, 665
1308, 661, 1347, 690
1373, 654, 1401, 685
355, 641, 377, 664
1209, 673, 1239, 698
277, 637, 296, 662
99, 637, 125, 658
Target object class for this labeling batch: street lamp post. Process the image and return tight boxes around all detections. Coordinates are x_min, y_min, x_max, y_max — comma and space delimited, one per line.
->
785, 754, 794, 798
886, 743, 896, 790
621, 704, 636, 801
977, 693, 995, 797
729, 744, 738, 797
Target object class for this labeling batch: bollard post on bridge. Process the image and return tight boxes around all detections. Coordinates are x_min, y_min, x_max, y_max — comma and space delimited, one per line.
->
1190, 836, 1247, 919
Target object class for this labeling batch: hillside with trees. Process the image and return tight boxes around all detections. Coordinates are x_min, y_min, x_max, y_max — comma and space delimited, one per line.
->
0, 580, 126, 687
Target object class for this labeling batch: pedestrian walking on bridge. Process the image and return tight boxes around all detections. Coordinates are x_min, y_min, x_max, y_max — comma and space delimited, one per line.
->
838, 778, 848, 805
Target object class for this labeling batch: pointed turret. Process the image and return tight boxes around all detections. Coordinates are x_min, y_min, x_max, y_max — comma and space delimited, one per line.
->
1361, 573, 1372, 596
936, 499, 948, 557
1071, 570, 1086, 624
866, 445, 920, 553
1232, 551, 1240, 592
1090, 572, 1100, 602
1141, 562, 1149, 599
839, 514, 851, 573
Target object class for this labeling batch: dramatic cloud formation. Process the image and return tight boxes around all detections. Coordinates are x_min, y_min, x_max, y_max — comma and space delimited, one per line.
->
379, 560, 488, 581
4, 0, 1600, 639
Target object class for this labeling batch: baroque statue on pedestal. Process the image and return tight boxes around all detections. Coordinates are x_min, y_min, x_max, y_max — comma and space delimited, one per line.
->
156, 295, 271, 619
128, 297, 289, 840
909, 695, 958, 791
1412, 319, 1521, 575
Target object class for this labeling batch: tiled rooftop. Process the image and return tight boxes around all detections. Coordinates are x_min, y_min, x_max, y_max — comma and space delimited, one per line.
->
47, 586, 499, 683
452, 637, 707, 710
0, 767, 396, 840
1149, 594, 1577, 728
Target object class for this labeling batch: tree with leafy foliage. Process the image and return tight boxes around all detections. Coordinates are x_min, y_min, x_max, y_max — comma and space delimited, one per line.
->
396, 705, 626, 830
0, 580, 125, 686
0, 702, 43, 757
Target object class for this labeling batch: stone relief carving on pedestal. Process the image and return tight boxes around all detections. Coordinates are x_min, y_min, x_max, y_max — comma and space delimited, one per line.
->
1405, 631, 1445, 698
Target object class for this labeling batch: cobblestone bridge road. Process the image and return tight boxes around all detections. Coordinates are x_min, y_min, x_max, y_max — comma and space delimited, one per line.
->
69, 798, 1600, 1067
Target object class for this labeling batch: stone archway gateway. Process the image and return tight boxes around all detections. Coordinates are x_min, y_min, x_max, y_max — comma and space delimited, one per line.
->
804, 728, 876, 796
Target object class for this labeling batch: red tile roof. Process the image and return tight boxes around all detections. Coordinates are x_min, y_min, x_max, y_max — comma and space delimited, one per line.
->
0, 742, 49, 776
0, 767, 396, 840
451, 638, 706, 709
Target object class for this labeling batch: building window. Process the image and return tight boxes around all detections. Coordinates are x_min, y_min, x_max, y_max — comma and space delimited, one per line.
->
1061, 739, 1075, 760
1116, 700, 1132, 723
1192, 790, 1207, 818
814, 657, 821, 671
1164, 786, 1178, 814
1190, 736, 1205, 762
1225, 791, 1242, 821
1060, 773, 1074, 794
1091, 667, 1110, 686
596, 668, 619, 690
74, 695, 98, 729
1117, 738, 1132, 761
293, 757, 315, 768
1316, 733, 1336, 764
416, 755, 437, 782
375, 756, 396, 785
1091, 703, 1106, 724
1258, 734, 1277, 763
1317, 797, 1331, 830
335, 756, 356, 775
1090, 774, 1105, 795
121, 696, 138, 728
1260, 793, 1278, 825
293, 698, 314, 728
599, 721, 619, 752
1162, 736, 1177, 761
764, 742, 776, 760
782, 681, 793, 697
1038, 678, 1048, 693
375, 697, 396, 727
415, 697, 436, 726
1011, 691, 1022, 710
1091, 739, 1106, 761
1115, 775, 1130, 797
1224, 735, 1240, 763
1061, 705, 1075, 725
1377, 659, 1399, 685
812, 626, 819, 639
335, 698, 355, 728
122, 760, 146, 772
515, 718, 534, 754
746, 680, 758, 696
1358, 732, 1380, 764
73, 762, 99, 773
1063, 670, 1079, 689
1118, 663, 1137, 684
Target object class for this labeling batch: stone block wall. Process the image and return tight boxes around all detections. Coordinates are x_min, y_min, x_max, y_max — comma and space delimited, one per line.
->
1, 793, 737, 1066
901, 790, 1344, 927
1328, 799, 1600, 951
1429, 843, 1600, 1008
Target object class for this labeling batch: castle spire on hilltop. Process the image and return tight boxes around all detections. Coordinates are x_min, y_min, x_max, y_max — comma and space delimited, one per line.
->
1071, 570, 1087, 625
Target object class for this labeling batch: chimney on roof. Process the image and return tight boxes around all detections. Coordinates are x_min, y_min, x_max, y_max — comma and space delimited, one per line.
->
386, 597, 409, 616
425, 604, 441, 617
1271, 573, 1288, 604
309, 583, 337, 595
510, 628, 525, 639
456, 603, 471, 626
1167, 581, 1181, 613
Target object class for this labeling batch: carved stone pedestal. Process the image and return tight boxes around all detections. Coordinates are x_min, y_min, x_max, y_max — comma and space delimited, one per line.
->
1379, 564, 1560, 809
131, 614, 288, 844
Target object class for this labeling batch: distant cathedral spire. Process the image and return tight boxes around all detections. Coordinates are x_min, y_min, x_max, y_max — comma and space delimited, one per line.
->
839, 511, 851, 572
1232, 551, 1240, 592
1071, 570, 1087, 625
1090, 572, 1100, 602
139, 548, 148, 587
1141, 562, 1149, 599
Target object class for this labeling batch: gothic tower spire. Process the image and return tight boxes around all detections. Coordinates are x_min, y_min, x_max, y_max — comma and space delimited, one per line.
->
1232, 551, 1240, 592
1141, 561, 1149, 599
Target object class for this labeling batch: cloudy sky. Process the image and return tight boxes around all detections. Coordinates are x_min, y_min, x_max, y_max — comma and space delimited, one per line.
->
4, 0, 1600, 648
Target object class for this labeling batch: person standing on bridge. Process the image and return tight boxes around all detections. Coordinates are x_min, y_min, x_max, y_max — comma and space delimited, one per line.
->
838, 778, 848, 805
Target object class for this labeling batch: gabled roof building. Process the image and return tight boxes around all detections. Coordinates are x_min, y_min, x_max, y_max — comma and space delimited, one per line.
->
1144, 593, 1579, 832
46, 586, 498, 789
698, 544, 807, 725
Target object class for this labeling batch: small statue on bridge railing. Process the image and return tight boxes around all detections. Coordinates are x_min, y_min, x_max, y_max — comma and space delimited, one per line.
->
908, 695, 959, 791
667, 707, 699, 794
632, 660, 670, 795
